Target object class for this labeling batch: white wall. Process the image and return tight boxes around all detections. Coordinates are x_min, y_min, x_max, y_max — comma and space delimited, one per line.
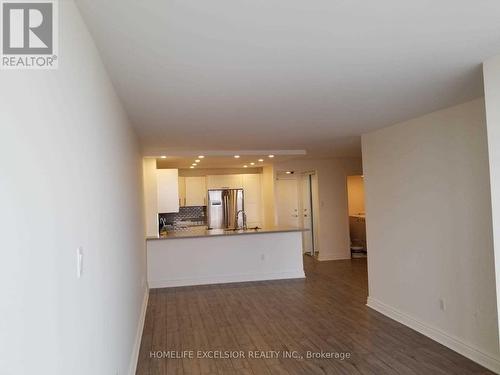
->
274, 158, 362, 260
362, 99, 500, 371
0, 2, 146, 374
483, 55, 500, 345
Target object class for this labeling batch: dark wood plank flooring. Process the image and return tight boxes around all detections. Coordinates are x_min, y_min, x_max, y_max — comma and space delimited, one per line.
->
136, 256, 492, 374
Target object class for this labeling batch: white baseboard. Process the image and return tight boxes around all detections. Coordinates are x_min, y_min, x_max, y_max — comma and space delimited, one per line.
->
128, 287, 149, 375
149, 270, 305, 288
317, 253, 351, 261
366, 296, 500, 374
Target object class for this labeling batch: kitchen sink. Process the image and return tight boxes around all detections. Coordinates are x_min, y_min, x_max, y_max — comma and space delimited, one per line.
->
223, 227, 261, 232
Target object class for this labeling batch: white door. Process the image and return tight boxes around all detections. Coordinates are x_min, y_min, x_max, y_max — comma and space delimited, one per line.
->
276, 177, 300, 227
301, 174, 314, 255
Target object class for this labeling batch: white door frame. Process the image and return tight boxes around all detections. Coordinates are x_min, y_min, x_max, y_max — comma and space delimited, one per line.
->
300, 171, 319, 256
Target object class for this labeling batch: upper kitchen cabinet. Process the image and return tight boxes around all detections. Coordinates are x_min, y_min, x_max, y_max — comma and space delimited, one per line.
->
207, 174, 243, 189
185, 176, 207, 206
178, 176, 186, 207
242, 174, 262, 227
157, 169, 179, 213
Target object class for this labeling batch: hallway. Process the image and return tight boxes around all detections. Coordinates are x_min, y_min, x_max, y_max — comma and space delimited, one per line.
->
137, 257, 491, 374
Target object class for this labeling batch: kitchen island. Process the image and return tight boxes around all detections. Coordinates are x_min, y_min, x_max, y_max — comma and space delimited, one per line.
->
146, 227, 306, 288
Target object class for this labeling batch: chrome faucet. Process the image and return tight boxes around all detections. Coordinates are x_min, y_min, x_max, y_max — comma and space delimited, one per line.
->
236, 210, 247, 230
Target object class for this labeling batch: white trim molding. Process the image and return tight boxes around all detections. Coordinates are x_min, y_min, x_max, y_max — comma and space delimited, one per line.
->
367, 296, 500, 374
128, 287, 149, 375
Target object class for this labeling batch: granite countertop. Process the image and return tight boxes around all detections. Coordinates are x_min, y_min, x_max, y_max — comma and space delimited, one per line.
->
146, 226, 307, 240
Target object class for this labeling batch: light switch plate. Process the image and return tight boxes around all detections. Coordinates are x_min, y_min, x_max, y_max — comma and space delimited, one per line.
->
76, 246, 83, 278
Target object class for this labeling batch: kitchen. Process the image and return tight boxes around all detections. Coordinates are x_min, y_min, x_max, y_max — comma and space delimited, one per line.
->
143, 153, 309, 288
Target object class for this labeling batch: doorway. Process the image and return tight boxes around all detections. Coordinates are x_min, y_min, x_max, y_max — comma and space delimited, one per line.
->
346, 175, 367, 258
300, 172, 318, 257
276, 176, 300, 227
276, 171, 318, 257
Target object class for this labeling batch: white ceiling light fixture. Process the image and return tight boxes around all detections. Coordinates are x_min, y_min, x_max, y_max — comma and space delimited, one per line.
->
195, 159, 200, 163
258, 159, 264, 162
198, 155, 205, 159
160, 155, 167, 159
234, 155, 240, 158
190, 166, 195, 169
268, 155, 274, 158
243, 165, 248, 168
250, 162, 255, 165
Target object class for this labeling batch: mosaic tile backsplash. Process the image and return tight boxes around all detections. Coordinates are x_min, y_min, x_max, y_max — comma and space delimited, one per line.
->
159, 206, 207, 232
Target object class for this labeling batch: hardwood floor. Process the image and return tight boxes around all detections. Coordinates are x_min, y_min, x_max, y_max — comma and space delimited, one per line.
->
136, 256, 492, 374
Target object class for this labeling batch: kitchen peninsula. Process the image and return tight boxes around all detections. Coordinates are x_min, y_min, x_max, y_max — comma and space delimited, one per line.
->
146, 227, 306, 288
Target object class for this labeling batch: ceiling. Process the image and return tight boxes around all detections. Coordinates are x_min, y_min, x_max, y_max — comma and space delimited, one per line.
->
154, 153, 299, 169
75, 0, 500, 158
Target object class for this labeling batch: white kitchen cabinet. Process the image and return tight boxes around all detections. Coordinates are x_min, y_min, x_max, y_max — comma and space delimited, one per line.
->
185, 176, 207, 206
207, 174, 243, 189
178, 176, 186, 207
242, 174, 262, 227
157, 169, 179, 213
205, 173, 262, 226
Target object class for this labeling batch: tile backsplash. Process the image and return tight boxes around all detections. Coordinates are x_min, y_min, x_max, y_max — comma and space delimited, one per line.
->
159, 206, 207, 232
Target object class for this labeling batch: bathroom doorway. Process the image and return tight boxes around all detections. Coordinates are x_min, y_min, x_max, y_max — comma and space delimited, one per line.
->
300, 172, 319, 257
347, 175, 367, 258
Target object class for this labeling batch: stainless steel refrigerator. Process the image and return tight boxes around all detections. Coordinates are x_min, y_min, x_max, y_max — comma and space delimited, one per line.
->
207, 189, 244, 229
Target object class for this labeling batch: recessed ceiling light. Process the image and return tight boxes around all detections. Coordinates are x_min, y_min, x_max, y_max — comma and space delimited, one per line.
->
160, 155, 167, 159
243, 165, 248, 168
268, 155, 274, 158
234, 155, 240, 158
192, 163, 197, 166
250, 162, 255, 165
258, 159, 264, 162
198, 155, 205, 159
190, 166, 195, 169
195, 159, 200, 163
286, 171, 292, 174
